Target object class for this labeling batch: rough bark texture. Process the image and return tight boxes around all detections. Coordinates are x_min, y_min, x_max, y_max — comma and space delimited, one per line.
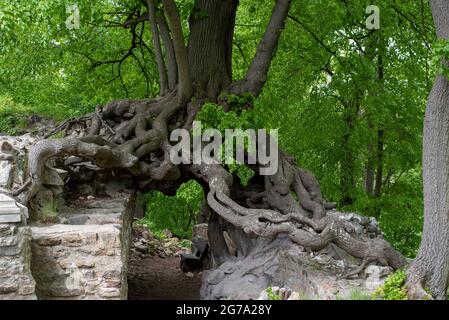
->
157, 12, 178, 91
406, 0, 449, 300
187, 0, 238, 99
340, 98, 358, 207
4, 0, 407, 295
228, 0, 291, 97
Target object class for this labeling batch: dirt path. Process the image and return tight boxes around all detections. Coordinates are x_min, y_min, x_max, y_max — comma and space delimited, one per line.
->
127, 232, 202, 300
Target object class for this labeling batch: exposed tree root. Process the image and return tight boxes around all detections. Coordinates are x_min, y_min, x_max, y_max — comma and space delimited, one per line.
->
405, 265, 434, 300
190, 161, 406, 272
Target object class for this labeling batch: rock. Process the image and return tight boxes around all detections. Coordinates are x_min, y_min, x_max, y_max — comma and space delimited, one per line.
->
185, 272, 194, 278
99, 288, 120, 298
142, 230, 154, 240
134, 243, 147, 253
0, 135, 37, 193
257, 287, 292, 300
364, 265, 393, 291
0, 161, 14, 189
26, 191, 134, 300
0, 226, 36, 300
201, 212, 393, 300
163, 229, 173, 238
192, 224, 208, 242
76, 184, 95, 196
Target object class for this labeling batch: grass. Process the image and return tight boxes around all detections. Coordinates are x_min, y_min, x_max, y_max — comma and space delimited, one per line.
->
266, 287, 282, 300
39, 199, 59, 223
0, 95, 82, 135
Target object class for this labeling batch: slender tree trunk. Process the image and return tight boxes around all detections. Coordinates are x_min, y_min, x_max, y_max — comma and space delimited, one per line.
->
374, 129, 384, 198
373, 55, 385, 198
157, 13, 178, 91
162, 0, 192, 99
365, 140, 375, 195
364, 36, 378, 197
340, 99, 358, 207
407, 0, 449, 300
147, 0, 169, 96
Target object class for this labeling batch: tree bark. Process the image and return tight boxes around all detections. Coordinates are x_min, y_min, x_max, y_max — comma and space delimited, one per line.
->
374, 129, 384, 198
162, 0, 192, 100
365, 140, 375, 196
147, 0, 169, 96
373, 55, 385, 199
187, 0, 238, 99
340, 98, 358, 207
228, 0, 292, 98
157, 12, 178, 91
407, 0, 449, 300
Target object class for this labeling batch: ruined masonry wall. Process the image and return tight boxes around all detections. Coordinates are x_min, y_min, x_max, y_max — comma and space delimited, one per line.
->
29, 192, 135, 300
0, 225, 37, 299
0, 191, 134, 300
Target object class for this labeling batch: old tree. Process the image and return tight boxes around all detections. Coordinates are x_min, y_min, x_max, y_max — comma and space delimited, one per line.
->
8, 0, 449, 298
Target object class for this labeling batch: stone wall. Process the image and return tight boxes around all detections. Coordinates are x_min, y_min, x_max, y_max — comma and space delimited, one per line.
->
1, 134, 135, 300
0, 225, 37, 299
29, 191, 135, 300
201, 211, 394, 300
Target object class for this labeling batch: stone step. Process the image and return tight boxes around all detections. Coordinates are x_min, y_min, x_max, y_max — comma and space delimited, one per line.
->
0, 214, 21, 223
0, 194, 22, 216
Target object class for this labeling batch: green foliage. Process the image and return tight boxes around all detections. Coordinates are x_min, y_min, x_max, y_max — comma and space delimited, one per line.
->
433, 39, 449, 77
248, 0, 431, 258
228, 163, 255, 187
138, 181, 204, 239
195, 102, 262, 134
346, 171, 423, 257
195, 102, 260, 186
0, 96, 28, 135
371, 270, 408, 300
0, 114, 26, 136
179, 239, 192, 249
1, 0, 160, 123
219, 92, 255, 110
336, 289, 371, 300
348, 289, 371, 300
39, 199, 59, 224
265, 287, 281, 301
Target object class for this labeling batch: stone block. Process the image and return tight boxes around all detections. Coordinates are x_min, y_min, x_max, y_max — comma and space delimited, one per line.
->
28, 192, 134, 300
0, 226, 37, 300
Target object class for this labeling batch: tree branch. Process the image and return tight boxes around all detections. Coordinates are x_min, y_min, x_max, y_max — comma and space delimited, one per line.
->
228, 0, 292, 98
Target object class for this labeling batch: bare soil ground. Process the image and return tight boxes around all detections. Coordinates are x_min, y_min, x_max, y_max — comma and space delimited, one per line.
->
127, 230, 202, 300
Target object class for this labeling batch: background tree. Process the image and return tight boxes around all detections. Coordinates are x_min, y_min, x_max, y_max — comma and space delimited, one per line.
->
407, 0, 449, 300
